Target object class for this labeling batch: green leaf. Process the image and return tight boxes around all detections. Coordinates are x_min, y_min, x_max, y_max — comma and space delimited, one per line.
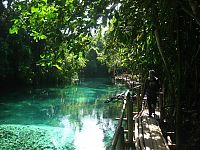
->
31, 7, 39, 13
9, 27, 18, 34
41, 63, 46, 67
53, 64, 62, 70
39, 34, 47, 40
40, 54, 45, 59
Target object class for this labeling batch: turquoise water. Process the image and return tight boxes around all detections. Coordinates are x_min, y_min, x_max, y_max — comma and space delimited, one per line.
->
0, 78, 127, 150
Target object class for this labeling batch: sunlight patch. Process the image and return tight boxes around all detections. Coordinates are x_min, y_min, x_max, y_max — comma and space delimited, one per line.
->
74, 117, 105, 150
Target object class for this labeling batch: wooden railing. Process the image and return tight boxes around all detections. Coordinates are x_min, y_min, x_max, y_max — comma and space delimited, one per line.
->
110, 90, 136, 150
110, 77, 169, 150
110, 96, 126, 150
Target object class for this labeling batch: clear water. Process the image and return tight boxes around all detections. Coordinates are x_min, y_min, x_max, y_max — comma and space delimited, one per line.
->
0, 78, 127, 150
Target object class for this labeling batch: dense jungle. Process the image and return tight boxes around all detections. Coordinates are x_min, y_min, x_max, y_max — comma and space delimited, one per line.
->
1, 0, 200, 149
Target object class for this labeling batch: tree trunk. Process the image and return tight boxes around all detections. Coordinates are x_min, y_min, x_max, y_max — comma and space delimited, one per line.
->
152, 5, 180, 149
175, 11, 182, 150
154, 25, 176, 104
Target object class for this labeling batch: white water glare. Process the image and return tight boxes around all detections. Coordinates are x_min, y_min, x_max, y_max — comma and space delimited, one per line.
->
74, 116, 105, 150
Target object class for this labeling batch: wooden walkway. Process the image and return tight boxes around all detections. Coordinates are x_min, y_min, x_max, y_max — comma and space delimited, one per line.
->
110, 77, 172, 150
135, 109, 170, 150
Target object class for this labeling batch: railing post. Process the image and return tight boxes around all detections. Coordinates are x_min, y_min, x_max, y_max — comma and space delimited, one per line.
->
126, 91, 133, 145
116, 127, 125, 150
110, 99, 127, 150
136, 86, 141, 112
159, 91, 164, 120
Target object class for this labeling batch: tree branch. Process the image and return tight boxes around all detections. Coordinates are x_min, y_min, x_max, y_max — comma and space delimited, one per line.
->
178, 1, 200, 26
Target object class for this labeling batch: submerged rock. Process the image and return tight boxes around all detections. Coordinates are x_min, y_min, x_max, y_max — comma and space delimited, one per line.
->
0, 124, 75, 150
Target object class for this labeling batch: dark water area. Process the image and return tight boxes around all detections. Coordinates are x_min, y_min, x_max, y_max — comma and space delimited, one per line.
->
0, 78, 127, 149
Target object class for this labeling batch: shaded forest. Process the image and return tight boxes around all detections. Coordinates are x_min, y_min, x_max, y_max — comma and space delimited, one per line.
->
1, 0, 200, 149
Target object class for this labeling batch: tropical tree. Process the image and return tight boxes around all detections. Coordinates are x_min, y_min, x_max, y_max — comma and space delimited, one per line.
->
97, 1, 200, 149
1, 0, 200, 148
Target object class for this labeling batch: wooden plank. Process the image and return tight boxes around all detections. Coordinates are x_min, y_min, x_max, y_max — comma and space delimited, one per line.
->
148, 117, 158, 149
135, 109, 144, 150
135, 117, 140, 150
133, 112, 138, 115
136, 109, 170, 150
115, 117, 127, 121
138, 116, 145, 150
148, 117, 170, 150
134, 108, 170, 150
124, 129, 135, 133
142, 116, 154, 150
167, 136, 172, 145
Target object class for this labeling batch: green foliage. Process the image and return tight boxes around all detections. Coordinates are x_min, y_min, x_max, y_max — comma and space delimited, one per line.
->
6, 0, 116, 84
95, 0, 200, 149
97, 1, 158, 75
1, 0, 200, 148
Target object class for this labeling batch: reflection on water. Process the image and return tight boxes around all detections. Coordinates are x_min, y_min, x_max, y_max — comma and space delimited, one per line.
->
74, 117, 105, 150
0, 78, 127, 149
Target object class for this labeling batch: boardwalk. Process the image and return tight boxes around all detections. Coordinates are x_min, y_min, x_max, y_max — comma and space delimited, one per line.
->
135, 109, 170, 150
110, 79, 172, 150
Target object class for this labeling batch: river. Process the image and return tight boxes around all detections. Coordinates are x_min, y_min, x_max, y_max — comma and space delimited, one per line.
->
0, 78, 127, 150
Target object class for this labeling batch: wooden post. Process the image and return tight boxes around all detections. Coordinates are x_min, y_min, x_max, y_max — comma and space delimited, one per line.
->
159, 91, 164, 120
136, 86, 141, 112
116, 127, 125, 150
126, 91, 133, 145
110, 99, 127, 150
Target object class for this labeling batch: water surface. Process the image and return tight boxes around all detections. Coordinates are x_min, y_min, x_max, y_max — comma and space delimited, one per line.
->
0, 78, 127, 149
